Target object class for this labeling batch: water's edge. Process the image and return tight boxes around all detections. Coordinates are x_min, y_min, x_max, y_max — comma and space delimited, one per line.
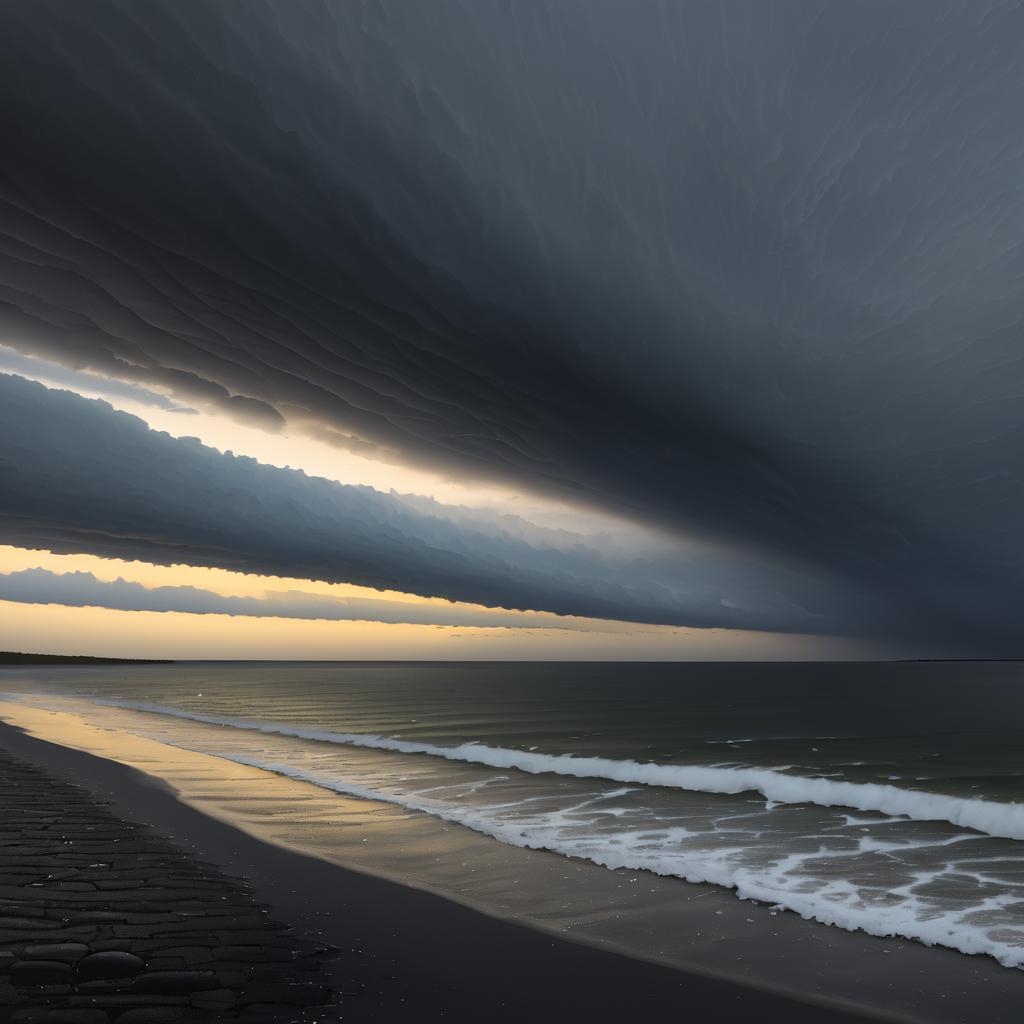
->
0, 697, 925, 1024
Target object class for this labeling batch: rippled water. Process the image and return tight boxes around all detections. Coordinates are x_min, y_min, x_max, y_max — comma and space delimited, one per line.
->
5, 660, 1024, 968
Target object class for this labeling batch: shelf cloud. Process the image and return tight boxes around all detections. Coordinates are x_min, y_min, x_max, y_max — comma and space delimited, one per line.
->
0, 567, 616, 631
2, 2, 1023, 653
0, 375, 895, 641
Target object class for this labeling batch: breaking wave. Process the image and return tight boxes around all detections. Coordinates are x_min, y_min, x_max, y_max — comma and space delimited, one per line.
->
105, 700, 1024, 841
200, 752, 1023, 968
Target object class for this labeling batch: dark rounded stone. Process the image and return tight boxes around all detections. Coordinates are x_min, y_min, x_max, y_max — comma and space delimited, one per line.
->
9, 959, 72, 987
74, 951, 145, 982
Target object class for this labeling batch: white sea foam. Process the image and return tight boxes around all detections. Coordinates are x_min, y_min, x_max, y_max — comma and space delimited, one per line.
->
12, 693, 1024, 970
102, 699, 1024, 841
208, 752, 1024, 969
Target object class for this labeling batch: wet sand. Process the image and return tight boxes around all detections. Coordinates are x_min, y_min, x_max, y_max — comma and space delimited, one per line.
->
0, 717, 886, 1023
0, 740, 332, 1022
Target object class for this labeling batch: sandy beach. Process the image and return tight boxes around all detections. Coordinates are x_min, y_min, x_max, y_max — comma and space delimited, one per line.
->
5, 3, 1024, 1020
0, 727, 332, 1022
0, 714, 889, 1023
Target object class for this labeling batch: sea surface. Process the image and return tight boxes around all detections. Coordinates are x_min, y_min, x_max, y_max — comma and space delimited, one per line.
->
5, 660, 1024, 974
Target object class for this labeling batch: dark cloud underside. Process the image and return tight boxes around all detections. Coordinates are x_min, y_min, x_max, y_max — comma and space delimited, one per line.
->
1, 2, 1023, 652
0, 375, 892, 640
0, 567, 604, 631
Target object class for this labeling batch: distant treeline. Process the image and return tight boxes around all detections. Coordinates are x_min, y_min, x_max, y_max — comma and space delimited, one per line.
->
0, 652, 173, 665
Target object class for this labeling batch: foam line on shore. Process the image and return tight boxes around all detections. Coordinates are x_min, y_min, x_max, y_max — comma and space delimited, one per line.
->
99, 699, 1024, 841
208, 752, 1024, 970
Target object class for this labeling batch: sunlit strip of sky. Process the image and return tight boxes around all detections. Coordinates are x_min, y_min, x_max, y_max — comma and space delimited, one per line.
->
0, 600, 872, 662
0, 346, 638, 539
0, 354, 889, 659
0, 546, 641, 631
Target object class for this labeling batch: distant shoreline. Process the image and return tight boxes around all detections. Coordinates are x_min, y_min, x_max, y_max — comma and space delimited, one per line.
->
1, 654, 1019, 665
0, 651, 174, 665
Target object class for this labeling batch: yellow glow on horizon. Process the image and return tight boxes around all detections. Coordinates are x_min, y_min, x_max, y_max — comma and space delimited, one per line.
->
0, 364, 879, 662
0, 545, 881, 659
0, 599, 872, 662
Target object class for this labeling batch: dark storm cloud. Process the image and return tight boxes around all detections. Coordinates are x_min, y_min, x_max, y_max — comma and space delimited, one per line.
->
0, 375, 894, 640
1, 2, 1023, 651
0, 567, 606, 631
0, 346, 196, 414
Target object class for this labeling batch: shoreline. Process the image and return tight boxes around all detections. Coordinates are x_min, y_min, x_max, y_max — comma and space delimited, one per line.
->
0, 653, 174, 665
0, 743, 335, 1021
6, 682, 1024, 1023
0, 719, 883, 1023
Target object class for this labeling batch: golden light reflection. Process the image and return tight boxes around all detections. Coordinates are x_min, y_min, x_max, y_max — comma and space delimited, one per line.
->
0, 598, 869, 662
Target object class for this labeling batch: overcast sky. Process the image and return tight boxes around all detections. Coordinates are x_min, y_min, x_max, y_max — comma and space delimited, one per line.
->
1, 1, 1022, 659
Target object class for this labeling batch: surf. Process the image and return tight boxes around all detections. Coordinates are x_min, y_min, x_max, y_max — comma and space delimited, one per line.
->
102, 699, 1024, 842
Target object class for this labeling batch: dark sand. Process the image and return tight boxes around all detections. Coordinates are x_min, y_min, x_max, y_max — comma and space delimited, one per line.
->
0, 741, 333, 1022
0, 722, 884, 1023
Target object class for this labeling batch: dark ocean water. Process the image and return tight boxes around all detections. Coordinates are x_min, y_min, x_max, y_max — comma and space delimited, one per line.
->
5, 660, 1024, 968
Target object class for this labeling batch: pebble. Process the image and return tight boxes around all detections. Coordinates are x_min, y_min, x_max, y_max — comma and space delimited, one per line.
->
74, 951, 145, 982
21, 944, 91, 964
0, 752, 335, 1018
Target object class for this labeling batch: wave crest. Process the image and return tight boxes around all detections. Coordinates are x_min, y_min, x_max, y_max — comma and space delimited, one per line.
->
104, 700, 1024, 841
